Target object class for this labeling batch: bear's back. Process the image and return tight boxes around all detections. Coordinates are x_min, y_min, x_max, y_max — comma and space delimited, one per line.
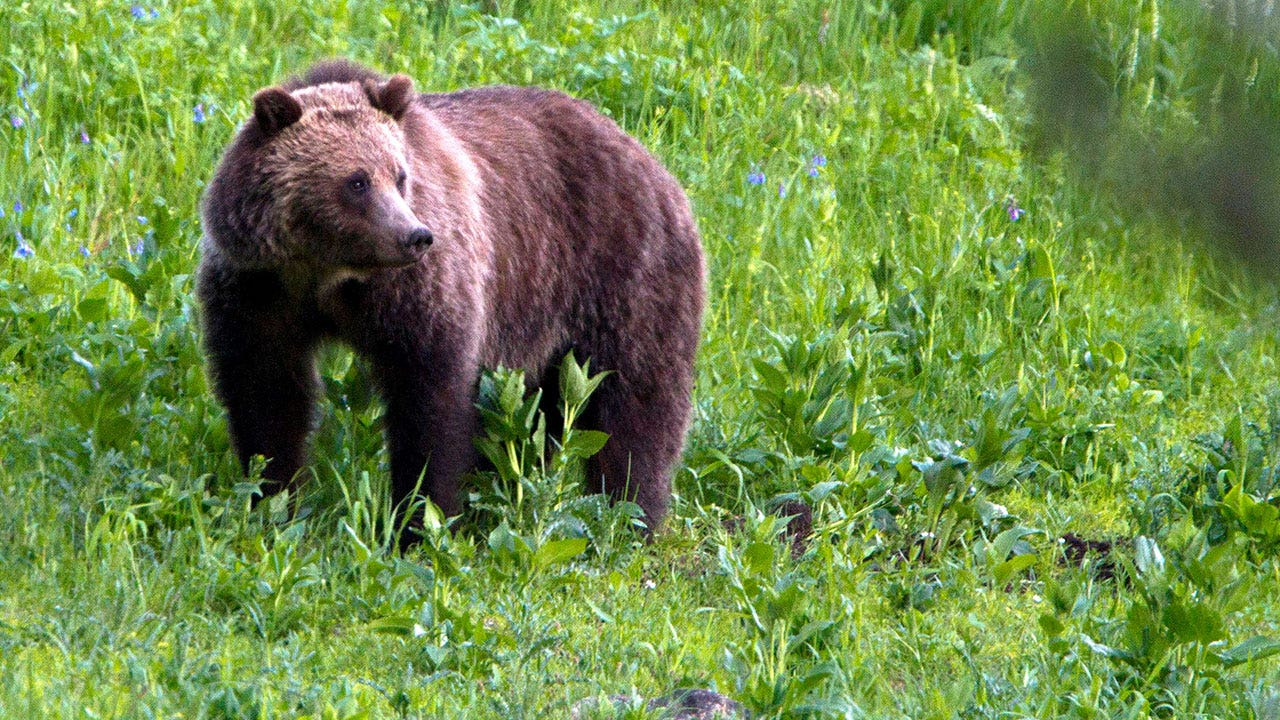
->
414, 86, 700, 372
417, 85, 660, 202
418, 85, 695, 265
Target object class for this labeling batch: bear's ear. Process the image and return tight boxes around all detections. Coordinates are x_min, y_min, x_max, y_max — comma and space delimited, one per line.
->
252, 87, 303, 136
365, 74, 415, 121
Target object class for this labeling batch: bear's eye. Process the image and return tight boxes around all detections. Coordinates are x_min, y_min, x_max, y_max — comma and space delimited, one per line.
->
395, 169, 408, 194
345, 172, 371, 196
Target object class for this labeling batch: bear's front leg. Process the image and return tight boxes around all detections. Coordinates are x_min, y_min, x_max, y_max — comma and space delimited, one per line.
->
373, 345, 479, 525
200, 269, 320, 496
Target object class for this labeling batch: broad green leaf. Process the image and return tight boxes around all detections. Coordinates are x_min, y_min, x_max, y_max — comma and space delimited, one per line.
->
562, 430, 610, 459
1026, 244, 1054, 281
1081, 633, 1134, 661
1163, 601, 1225, 645
560, 350, 588, 407
1134, 536, 1165, 576
787, 620, 835, 653
785, 660, 838, 701
1216, 636, 1280, 667
533, 537, 588, 568
1099, 340, 1126, 368
744, 542, 774, 575
806, 481, 843, 502
1039, 613, 1066, 637
367, 616, 416, 636
989, 526, 1041, 564
752, 358, 788, 396
992, 554, 1037, 585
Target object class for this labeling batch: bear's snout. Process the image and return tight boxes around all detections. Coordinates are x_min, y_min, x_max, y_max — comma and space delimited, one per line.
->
404, 227, 434, 249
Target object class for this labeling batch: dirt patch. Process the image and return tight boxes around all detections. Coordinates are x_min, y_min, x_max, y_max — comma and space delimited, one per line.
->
721, 499, 815, 559
773, 499, 814, 558
1059, 532, 1118, 581
572, 688, 748, 719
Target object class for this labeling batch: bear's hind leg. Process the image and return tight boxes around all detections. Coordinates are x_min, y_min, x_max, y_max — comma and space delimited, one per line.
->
584, 365, 694, 531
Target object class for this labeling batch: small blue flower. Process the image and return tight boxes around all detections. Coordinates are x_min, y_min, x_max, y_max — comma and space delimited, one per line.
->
747, 166, 765, 186
67, 208, 78, 219
149, 8, 159, 18
1005, 197, 1025, 222
9, 115, 23, 129
131, 238, 145, 255
13, 201, 23, 214
130, 5, 145, 19
78, 245, 90, 258
778, 182, 787, 198
80, 129, 90, 144
806, 154, 827, 179
193, 103, 206, 124
136, 215, 148, 225
14, 235, 32, 260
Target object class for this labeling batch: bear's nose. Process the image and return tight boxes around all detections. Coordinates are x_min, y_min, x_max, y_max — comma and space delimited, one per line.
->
406, 228, 434, 248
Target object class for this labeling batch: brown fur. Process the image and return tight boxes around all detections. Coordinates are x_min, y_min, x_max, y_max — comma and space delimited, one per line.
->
198, 61, 705, 539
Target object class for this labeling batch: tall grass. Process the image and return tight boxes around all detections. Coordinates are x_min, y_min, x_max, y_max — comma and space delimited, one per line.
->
3, 1, 1280, 717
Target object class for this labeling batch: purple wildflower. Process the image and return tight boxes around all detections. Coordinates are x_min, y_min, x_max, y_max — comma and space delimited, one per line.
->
193, 103, 206, 123
78, 245, 90, 258
14, 233, 32, 259
778, 182, 787, 198
13, 201, 23, 214
131, 238, 145, 255
10, 115, 23, 129
130, 5, 145, 19
1005, 197, 1025, 222
747, 166, 765, 186
806, 154, 827, 179
80, 129, 90, 144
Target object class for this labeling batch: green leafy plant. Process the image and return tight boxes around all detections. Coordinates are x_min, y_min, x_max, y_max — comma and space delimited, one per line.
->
715, 512, 843, 717
469, 351, 637, 565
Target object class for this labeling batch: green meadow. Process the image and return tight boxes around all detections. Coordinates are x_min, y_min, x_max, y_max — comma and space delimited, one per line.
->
5, 0, 1280, 717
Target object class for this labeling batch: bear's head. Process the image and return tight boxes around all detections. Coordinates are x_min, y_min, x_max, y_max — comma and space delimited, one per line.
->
204, 74, 435, 274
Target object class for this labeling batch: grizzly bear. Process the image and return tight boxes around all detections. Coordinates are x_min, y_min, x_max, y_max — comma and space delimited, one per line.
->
198, 60, 704, 537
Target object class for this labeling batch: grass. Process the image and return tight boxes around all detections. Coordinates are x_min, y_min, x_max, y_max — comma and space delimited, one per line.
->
4, 0, 1280, 717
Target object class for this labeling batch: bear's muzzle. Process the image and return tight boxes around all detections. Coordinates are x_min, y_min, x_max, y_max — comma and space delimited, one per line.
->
404, 227, 434, 249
